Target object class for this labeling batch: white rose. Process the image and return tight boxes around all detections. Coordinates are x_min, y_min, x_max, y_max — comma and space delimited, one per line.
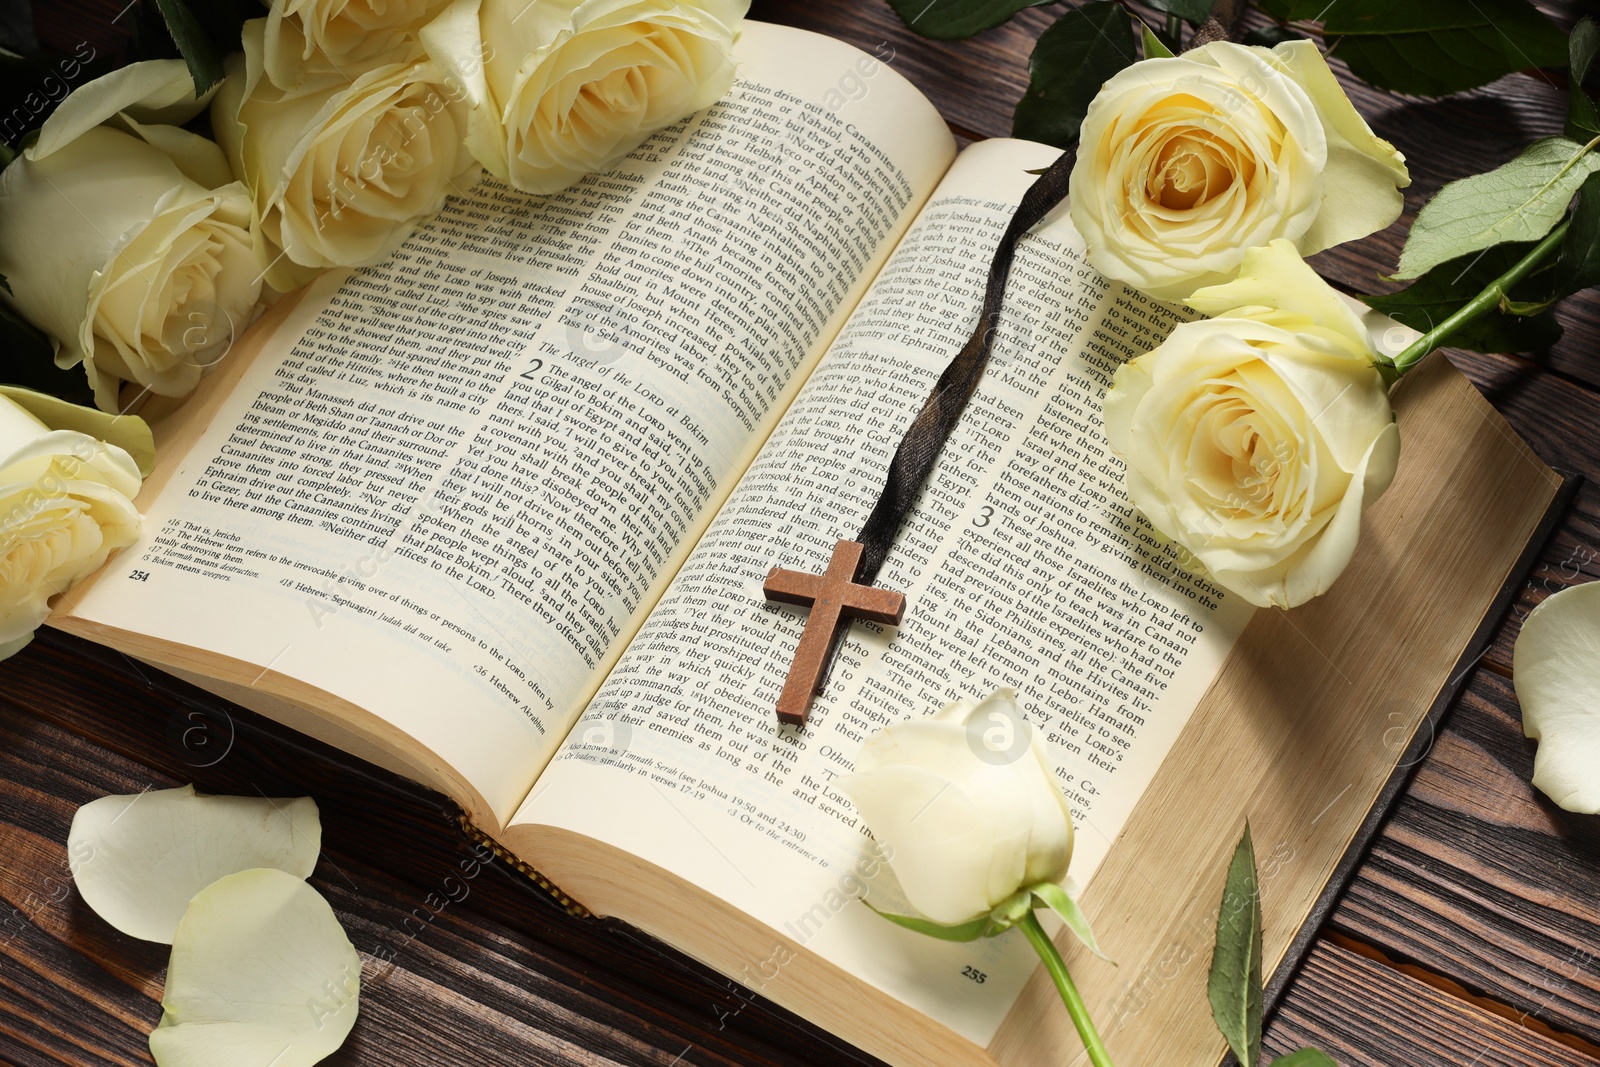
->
263, 0, 453, 90
0, 390, 144, 660
423, 0, 747, 194
1104, 240, 1399, 609
213, 19, 482, 292
840, 689, 1074, 926
1069, 41, 1409, 302
0, 61, 262, 412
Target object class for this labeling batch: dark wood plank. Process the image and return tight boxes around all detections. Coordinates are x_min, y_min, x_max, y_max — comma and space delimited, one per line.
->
1328, 668, 1600, 1048
0, 638, 886, 1067
1268, 937, 1600, 1066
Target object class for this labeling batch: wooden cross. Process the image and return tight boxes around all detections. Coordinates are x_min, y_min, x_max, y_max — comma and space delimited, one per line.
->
763, 539, 906, 727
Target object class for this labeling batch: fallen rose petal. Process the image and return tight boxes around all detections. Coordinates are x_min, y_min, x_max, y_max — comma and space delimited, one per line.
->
1513, 581, 1600, 814
150, 868, 360, 1067
68, 785, 320, 943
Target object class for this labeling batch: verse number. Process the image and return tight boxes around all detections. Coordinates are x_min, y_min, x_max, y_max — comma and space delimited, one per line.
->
961, 965, 987, 985
128, 570, 151, 583
972, 506, 995, 529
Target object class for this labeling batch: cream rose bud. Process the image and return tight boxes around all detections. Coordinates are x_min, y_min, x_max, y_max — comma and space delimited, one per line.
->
214, 19, 482, 292
264, 0, 453, 90
1104, 240, 1400, 610
0, 395, 142, 661
1069, 41, 1409, 302
0, 63, 262, 412
841, 689, 1074, 926
423, 0, 747, 195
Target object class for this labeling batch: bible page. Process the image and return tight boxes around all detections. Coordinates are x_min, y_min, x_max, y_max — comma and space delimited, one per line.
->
54, 22, 955, 829
515, 139, 1255, 1040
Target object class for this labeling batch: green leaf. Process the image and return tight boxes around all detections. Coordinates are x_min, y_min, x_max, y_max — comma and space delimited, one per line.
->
1569, 18, 1600, 141
1141, 24, 1176, 59
0, 301, 93, 402
1553, 170, 1600, 299
861, 902, 996, 942
1256, 0, 1328, 19
0, 386, 155, 476
885, 0, 1060, 40
1144, 0, 1216, 22
1272, 1049, 1339, 1067
1208, 825, 1263, 1067
151, 0, 225, 95
1266, 0, 1570, 97
1012, 2, 1139, 149
1395, 137, 1600, 279
1029, 881, 1113, 962
1242, 25, 1309, 48
1367, 242, 1564, 354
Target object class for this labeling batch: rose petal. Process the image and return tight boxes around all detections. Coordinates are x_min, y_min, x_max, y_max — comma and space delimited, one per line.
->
30, 60, 214, 161
1513, 582, 1600, 814
840, 764, 997, 925
1187, 240, 1371, 350
1270, 40, 1408, 253
0, 387, 155, 477
68, 785, 321, 943
149, 868, 360, 1067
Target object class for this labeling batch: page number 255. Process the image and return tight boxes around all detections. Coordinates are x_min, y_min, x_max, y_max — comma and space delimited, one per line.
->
961, 965, 986, 984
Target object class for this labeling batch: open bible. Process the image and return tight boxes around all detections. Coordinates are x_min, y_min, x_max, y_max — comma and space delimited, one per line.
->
51, 21, 1566, 1067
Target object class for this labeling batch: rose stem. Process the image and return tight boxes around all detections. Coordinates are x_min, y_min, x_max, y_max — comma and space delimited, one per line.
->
1388, 220, 1570, 374
1018, 911, 1115, 1067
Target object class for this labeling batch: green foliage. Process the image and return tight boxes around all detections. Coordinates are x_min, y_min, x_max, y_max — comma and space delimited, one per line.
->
1554, 171, 1600, 300
1367, 243, 1564, 354
0, 308, 93, 405
1141, 24, 1176, 60
1029, 881, 1111, 961
1208, 826, 1263, 1067
150, 0, 225, 95
1395, 137, 1600, 279
1143, 0, 1216, 22
885, 0, 1059, 40
1261, 0, 1568, 98
1570, 18, 1600, 141
1241, 25, 1307, 48
1206, 825, 1340, 1067
1272, 1050, 1339, 1067
1012, 2, 1138, 148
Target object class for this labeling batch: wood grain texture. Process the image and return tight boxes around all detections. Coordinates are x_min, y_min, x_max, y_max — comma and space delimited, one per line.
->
5, 0, 1600, 1065
1267, 938, 1600, 1067
0, 633, 886, 1067
1327, 669, 1600, 1049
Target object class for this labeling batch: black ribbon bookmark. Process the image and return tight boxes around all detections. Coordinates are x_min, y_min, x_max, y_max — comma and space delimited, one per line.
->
763, 146, 1078, 726
853, 145, 1079, 585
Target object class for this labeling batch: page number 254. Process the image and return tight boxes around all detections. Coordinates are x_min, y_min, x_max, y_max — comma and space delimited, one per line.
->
128, 570, 151, 583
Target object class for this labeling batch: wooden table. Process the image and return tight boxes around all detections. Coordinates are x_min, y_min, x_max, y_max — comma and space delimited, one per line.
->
5, 2, 1600, 1064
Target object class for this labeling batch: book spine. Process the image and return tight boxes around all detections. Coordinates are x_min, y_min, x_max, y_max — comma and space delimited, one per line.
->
455, 814, 591, 919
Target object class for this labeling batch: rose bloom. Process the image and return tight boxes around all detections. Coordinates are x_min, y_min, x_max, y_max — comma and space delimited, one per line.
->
424, 0, 748, 194
0, 61, 262, 411
214, 18, 481, 292
1104, 240, 1399, 609
1069, 41, 1409, 302
0, 393, 142, 660
841, 689, 1074, 925
264, 0, 453, 89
